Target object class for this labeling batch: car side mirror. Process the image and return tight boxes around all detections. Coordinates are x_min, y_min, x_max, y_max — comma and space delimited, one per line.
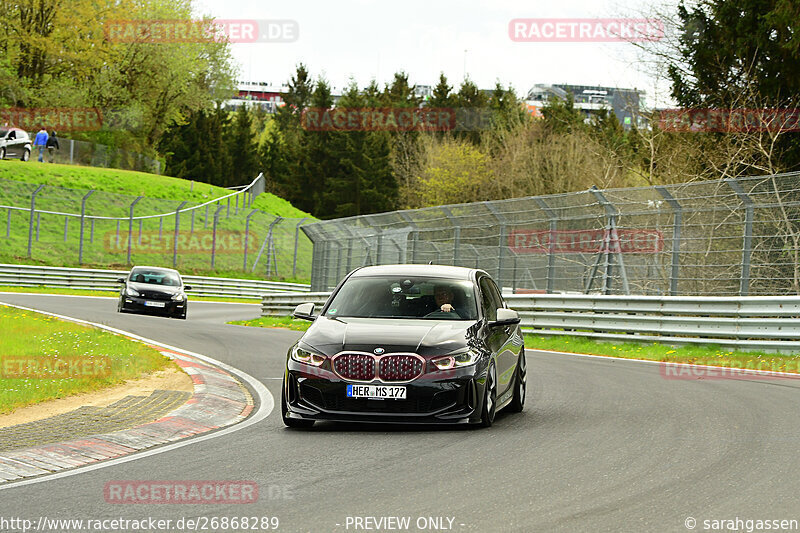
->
489, 308, 520, 327
116, 278, 126, 283
293, 302, 316, 322
184, 285, 192, 291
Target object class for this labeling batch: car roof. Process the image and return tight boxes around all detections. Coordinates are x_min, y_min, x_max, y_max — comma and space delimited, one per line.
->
130, 266, 181, 275
350, 264, 483, 281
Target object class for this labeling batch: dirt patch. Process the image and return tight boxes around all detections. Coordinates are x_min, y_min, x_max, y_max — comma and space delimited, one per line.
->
0, 363, 194, 429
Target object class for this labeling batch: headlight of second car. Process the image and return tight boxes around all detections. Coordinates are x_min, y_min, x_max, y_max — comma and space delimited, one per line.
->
125, 287, 140, 297
431, 349, 481, 370
290, 345, 326, 367
171, 292, 186, 301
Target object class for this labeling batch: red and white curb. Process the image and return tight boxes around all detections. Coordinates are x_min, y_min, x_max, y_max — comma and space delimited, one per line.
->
0, 302, 273, 489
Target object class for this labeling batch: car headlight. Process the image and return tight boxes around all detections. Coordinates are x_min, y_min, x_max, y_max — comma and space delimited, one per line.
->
431, 350, 481, 370
171, 292, 186, 301
290, 345, 326, 367
125, 287, 140, 297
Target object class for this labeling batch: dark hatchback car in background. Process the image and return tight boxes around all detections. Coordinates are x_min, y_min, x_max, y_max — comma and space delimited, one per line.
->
282, 264, 527, 428
0, 128, 32, 161
117, 266, 191, 319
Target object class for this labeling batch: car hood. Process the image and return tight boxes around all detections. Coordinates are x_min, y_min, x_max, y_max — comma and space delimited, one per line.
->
301, 316, 480, 357
127, 282, 183, 295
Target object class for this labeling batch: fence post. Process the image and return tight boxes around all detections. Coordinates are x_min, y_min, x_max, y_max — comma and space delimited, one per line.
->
725, 178, 755, 296
226, 197, 230, 218
69, 139, 74, 164
211, 204, 225, 269
484, 202, 507, 286
440, 206, 460, 266
173, 201, 188, 268
191, 209, 195, 234
63, 217, 69, 242
656, 186, 683, 296
5, 208, 10, 238
127, 196, 143, 265
78, 190, 94, 264
243, 210, 258, 271
588, 186, 630, 295
36, 213, 40, 241
27, 184, 45, 258
533, 197, 558, 294
204, 204, 209, 229
293, 218, 308, 278
398, 212, 418, 264
265, 217, 282, 277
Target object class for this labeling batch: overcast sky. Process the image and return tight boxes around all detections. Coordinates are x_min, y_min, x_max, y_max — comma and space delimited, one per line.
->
193, 0, 677, 108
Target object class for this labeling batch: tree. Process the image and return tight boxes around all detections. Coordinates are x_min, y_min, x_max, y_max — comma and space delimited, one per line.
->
227, 105, 259, 186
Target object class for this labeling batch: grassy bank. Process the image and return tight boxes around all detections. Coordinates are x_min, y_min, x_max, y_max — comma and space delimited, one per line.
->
227, 315, 312, 331
0, 161, 315, 280
0, 304, 174, 414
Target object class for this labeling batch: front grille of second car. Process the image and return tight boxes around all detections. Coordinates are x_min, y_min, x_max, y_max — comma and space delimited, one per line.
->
378, 355, 424, 382
333, 354, 375, 381
139, 291, 172, 301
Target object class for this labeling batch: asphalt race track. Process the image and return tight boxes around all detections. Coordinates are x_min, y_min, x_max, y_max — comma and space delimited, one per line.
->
2, 293, 800, 532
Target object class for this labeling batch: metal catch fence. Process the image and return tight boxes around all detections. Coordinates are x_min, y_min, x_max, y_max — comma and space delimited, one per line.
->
302, 173, 800, 296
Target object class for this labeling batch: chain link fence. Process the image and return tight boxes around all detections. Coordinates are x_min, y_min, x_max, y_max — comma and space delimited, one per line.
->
302, 173, 800, 295
36, 138, 161, 174
0, 174, 313, 280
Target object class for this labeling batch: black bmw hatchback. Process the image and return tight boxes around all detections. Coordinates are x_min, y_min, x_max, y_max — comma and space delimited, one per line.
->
117, 266, 191, 319
282, 265, 527, 428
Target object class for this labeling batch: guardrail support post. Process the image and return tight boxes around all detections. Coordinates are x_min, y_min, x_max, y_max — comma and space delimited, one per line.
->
27, 184, 45, 258
211, 204, 225, 269
127, 196, 143, 265
173, 201, 188, 268
293, 218, 308, 278
534, 197, 558, 294
725, 178, 755, 296
78, 190, 94, 264
243, 210, 259, 270
656, 186, 683, 296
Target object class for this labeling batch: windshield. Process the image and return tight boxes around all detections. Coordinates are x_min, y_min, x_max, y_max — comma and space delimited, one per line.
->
129, 269, 181, 287
325, 276, 478, 320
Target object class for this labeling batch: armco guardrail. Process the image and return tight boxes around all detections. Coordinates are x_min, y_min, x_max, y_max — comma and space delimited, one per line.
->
262, 291, 800, 352
261, 292, 332, 316
0, 264, 309, 299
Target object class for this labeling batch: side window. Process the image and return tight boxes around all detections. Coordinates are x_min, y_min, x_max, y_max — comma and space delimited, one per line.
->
8, 130, 15, 140
479, 277, 502, 321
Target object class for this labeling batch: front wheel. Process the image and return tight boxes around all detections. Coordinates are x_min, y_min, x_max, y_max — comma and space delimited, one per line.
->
282, 379, 314, 429
508, 350, 526, 413
21, 148, 30, 162
0, 147, 5, 160
479, 363, 497, 428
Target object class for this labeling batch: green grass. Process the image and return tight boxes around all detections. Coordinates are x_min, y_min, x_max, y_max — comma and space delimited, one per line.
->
228, 315, 312, 331
0, 304, 174, 414
524, 334, 800, 373
0, 160, 315, 280
0, 285, 262, 304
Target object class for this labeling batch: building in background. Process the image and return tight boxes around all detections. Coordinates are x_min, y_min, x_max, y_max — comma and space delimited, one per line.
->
525, 84, 645, 129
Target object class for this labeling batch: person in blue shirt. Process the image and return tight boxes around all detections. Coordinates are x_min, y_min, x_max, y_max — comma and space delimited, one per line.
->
33, 127, 48, 162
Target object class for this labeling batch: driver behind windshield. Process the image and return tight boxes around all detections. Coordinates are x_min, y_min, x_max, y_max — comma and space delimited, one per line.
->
434, 284, 457, 313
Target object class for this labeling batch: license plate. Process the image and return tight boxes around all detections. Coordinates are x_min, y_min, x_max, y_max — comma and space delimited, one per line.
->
144, 301, 166, 308
346, 385, 406, 399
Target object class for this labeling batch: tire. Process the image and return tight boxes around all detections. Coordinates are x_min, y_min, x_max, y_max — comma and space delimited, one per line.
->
282, 379, 314, 428
21, 148, 30, 162
479, 363, 497, 428
0, 148, 5, 160
508, 350, 526, 413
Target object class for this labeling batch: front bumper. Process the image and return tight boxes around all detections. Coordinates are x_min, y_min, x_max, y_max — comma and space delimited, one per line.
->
284, 360, 487, 425
120, 296, 185, 316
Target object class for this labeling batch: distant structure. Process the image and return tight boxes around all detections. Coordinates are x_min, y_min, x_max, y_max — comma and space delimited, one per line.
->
525, 84, 645, 129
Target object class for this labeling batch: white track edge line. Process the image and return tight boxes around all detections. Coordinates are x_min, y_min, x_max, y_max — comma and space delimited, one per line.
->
0, 301, 274, 491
